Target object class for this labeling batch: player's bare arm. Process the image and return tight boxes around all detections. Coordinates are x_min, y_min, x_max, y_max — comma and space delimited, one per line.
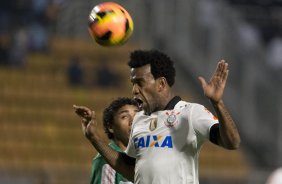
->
198, 60, 241, 150
73, 105, 135, 181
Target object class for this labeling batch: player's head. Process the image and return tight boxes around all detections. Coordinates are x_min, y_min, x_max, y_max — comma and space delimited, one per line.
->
128, 50, 176, 86
128, 50, 176, 114
103, 97, 139, 148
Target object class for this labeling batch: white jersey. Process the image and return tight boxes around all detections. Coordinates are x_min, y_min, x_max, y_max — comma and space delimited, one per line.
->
125, 99, 218, 184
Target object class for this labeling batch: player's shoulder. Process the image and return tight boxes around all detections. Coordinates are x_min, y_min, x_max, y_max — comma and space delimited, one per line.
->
133, 110, 151, 121
131, 110, 147, 128
93, 153, 103, 161
175, 100, 203, 110
135, 110, 144, 116
92, 153, 107, 168
93, 142, 121, 161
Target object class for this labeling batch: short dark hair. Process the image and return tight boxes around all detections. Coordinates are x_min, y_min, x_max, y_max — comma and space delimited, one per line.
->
128, 50, 176, 86
103, 97, 138, 139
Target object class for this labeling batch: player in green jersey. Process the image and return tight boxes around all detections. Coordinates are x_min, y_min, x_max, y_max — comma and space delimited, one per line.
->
74, 97, 139, 184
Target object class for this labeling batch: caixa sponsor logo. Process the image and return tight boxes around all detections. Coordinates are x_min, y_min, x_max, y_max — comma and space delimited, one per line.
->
134, 135, 173, 149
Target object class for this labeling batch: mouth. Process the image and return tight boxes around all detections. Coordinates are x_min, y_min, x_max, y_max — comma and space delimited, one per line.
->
134, 98, 144, 110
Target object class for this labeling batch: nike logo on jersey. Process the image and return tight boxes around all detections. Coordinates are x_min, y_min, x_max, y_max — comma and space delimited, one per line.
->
134, 135, 173, 149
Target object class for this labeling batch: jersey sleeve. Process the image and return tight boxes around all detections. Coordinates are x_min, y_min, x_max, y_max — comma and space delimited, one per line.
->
91, 155, 119, 184
101, 164, 116, 184
90, 155, 105, 184
190, 104, 219, 141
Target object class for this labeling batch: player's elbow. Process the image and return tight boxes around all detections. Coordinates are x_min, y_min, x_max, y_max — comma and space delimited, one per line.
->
229, 142, 240, 150
226, 137, 241, 150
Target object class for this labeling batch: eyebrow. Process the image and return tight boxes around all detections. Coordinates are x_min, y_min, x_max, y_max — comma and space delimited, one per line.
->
118, 108, 138, 115
118, 110, 130, 115
131, 77, 144, 83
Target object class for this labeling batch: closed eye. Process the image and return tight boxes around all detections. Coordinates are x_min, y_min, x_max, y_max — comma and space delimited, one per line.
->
131, 78, 143, 87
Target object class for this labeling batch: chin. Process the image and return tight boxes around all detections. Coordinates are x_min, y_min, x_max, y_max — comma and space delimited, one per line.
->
144, 109, 152, 115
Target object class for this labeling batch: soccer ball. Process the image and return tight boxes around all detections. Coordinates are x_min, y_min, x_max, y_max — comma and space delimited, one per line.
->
88, 2, 134, 46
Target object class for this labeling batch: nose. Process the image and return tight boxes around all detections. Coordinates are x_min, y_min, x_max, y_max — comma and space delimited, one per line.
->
132, 84, 140, 96
128, 111, 136, 126
128, 116, 133, 127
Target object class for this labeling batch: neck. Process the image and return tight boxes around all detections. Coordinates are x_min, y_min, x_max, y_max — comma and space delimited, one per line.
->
145, 89, 175, 115
113, 139, 127, 151
160, 90, 175, 110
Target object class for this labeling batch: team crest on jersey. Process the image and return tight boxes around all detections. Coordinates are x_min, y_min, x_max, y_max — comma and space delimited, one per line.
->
164, 111, 180, 128
149, 118, 157, 131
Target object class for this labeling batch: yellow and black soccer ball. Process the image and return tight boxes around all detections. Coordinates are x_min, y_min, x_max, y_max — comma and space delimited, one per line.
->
88, 2, 134, 46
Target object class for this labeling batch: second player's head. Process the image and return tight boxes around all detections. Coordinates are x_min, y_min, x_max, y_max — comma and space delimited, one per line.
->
103, 97, 139, 149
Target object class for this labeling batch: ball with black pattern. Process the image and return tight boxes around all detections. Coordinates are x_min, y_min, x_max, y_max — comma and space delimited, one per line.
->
88, 2, 134, 46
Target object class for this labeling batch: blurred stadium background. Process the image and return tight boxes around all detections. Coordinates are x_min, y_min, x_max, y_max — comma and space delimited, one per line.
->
1, 0, 282, 183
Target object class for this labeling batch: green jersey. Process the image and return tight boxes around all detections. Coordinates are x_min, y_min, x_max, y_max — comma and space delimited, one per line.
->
90, 142, 132, 184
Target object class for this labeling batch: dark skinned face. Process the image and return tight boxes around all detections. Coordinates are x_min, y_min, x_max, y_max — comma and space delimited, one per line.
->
130, 64, 161, 114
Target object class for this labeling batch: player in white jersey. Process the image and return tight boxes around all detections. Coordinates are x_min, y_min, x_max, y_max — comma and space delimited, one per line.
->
126, 99, 219, 183
73, 50, 241, 184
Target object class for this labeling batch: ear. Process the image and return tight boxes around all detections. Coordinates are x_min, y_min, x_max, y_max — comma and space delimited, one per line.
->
157, 77, 167, 92
108, 124, 114, 133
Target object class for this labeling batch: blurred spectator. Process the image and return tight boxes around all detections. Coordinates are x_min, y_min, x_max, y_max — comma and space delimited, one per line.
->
13, 0, 32, 25
0, 23, 28, 68
46, 0, 62, 33
0, 0, 59, 68
94, 58, 121, 88
0, 32, 11, 66
196, 0, 221, 29
28, 21, 49, 52
0, 2, 15, 66
8, 27, 29, 68
27, 0, 61, 52
266, 36, 282, 72
31, 0, 49, 21
195, 0, 222, 56
67, 56, 84, 87
236, 22, 262, 55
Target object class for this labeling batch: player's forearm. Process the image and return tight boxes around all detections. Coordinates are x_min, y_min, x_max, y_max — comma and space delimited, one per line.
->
212, 100, 241, 149
87, 134, 135, 181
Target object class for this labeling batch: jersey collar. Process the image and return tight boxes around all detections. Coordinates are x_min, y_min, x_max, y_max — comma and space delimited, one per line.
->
109, 141, 123, 152
164, 96, 182, 110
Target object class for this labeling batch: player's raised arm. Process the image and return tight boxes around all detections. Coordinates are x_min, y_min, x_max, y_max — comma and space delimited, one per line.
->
73, 105, 135, 181
198, 60, 241, 150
